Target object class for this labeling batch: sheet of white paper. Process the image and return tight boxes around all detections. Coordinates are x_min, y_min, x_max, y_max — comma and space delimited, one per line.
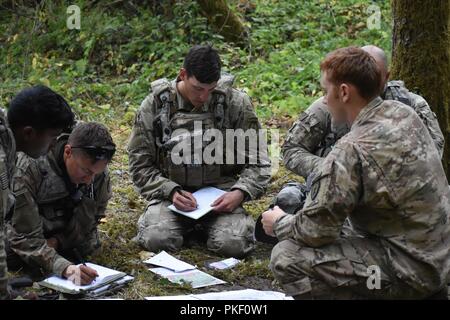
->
149, 267, 226, 289
167, 187, 226, 219
194, 289, 293, 300
143, 250, 196, 272
145, 289, 293, 300
42, 263, 125, 292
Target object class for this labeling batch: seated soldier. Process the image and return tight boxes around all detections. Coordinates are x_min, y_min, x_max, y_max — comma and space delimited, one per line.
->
262, 47, 450, 299
1, 85, 75, 299
282, 45, 444, 179
6, 122, 115, 285
128, 45, 271, 258
259, 45, 447, 244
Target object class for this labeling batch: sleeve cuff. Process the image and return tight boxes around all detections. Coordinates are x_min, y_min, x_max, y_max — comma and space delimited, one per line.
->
53, 256, 73, 278
273, 214, 295, 241
161, 181, 181, 200
230, 185, 253, 202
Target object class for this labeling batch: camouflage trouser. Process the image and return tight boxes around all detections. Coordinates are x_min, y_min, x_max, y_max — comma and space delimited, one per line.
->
134, 200, 255, 258
270, 237, 430, 299
0, 222, 9, 299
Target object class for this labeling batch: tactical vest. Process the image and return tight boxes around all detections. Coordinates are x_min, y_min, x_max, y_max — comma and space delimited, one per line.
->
35, 136, 99, 239
151, 75, 234, 188
382, 80, 413, 107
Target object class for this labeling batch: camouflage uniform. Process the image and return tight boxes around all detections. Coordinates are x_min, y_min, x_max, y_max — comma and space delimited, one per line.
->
271, 97, 450, 299
283, 81, 445, 178
6, 134, 111, 278
128, 75, 271, 258
0, 110, 16, 299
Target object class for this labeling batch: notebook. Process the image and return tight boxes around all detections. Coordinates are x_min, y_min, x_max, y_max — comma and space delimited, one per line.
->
39, 263, 127, 294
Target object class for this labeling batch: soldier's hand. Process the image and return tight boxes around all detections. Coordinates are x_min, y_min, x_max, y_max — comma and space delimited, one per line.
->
212, 189, 245, 213
46, 237, 59, 249
63, 264, 99, 285
262, 206, 286, 237
172, 190, 198, 212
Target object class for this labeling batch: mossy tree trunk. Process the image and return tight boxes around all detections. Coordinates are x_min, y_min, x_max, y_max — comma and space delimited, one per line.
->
197, 0, 248, 46
391, 0, 450, 177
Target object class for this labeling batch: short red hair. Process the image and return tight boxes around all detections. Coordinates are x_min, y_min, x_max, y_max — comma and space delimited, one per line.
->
320, 46, 381, 100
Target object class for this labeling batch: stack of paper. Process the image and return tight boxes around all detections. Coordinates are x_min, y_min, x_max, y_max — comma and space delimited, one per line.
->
144, 251, 226, 289
39, 263, 133, 295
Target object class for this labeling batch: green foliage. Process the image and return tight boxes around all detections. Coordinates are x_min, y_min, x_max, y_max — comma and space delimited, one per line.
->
1, 0, 391, 121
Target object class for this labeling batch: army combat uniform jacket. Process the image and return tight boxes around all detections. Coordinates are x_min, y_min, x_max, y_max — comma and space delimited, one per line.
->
6, 135, 111, 277
271, 98, 450, 299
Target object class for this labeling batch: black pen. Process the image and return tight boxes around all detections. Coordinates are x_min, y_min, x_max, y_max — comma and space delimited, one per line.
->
73, 248, 87, 266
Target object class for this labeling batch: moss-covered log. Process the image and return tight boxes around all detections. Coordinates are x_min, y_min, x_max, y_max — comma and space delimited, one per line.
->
197, 0, 248, 46
391, 0, 450, 176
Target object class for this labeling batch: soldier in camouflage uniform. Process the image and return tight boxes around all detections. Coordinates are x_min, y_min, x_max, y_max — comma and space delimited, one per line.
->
262, 47, 450, 299
0, 85, 74, 299
6, 122, 114, 286
282, 45, 444, 179
128, 45, 271, 258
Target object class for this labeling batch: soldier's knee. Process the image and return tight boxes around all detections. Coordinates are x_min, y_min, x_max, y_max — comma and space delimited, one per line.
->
135, 225, 183, 253
270, 240, 305, 280
207, 234, 254, 258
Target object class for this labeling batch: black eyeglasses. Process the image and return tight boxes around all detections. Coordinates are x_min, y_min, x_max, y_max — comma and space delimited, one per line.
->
71, 145, 116, 160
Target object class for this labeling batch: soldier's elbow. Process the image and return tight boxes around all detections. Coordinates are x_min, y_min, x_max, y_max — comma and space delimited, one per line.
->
297, 232, 339, 248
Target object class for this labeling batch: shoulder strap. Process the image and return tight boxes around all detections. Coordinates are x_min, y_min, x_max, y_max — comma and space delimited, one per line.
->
211, 73, 235, 129
384, 80, 412, 107
150, 78, 176, 145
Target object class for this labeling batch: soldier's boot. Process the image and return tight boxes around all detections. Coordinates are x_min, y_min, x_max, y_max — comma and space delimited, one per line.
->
255, 180, 310, 244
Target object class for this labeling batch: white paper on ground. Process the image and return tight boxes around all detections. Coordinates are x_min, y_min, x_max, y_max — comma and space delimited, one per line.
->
143, 250, 196, 272
145, 289, 293, 300
167, 187, 226, 219
149, 267, 226, 289
194, 289, 293, 300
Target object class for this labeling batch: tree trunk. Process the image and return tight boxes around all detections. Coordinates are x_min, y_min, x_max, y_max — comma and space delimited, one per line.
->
197, 0, 248, 46
391, 0, 450, 177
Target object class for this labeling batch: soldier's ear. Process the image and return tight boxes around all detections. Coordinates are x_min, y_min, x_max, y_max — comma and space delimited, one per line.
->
385, 71, 390, 83
21, 126, 36, 142
340, 84, 350, 103
64, 144, 72, 158
179, 68, 187, 81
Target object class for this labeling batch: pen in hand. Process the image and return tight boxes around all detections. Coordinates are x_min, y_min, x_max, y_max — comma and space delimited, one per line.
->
72, 248, 99, 284
174, 189, 198, 210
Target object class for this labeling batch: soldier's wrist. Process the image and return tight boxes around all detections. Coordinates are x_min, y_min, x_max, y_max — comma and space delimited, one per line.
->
231, 187, 250, 202
169, 187, 182, 202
